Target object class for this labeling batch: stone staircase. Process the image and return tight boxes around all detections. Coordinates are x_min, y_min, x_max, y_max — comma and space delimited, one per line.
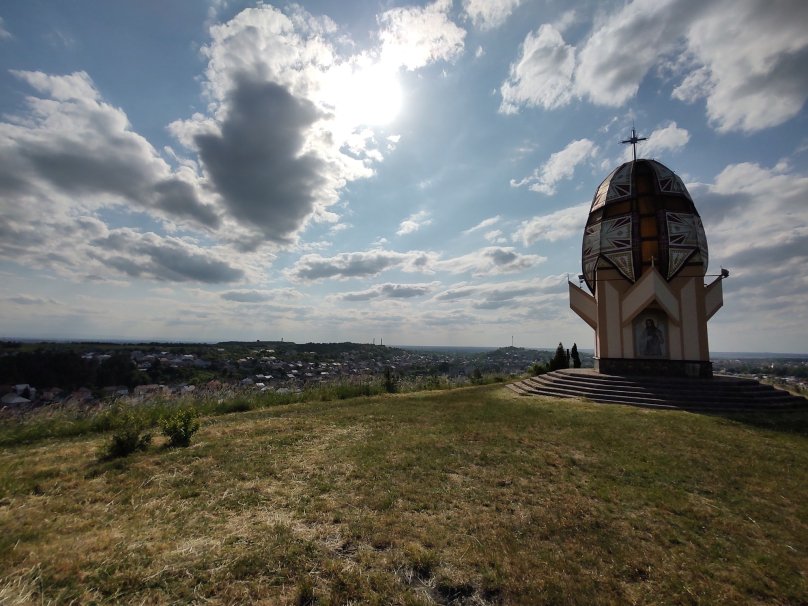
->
507, 368, 807, 412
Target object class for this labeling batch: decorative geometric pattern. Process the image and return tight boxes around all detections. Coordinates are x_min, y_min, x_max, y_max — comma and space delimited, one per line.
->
666, 212, 708, 278
581, 159, 709, 291
591, 162, 633, 211
582, 215, 634, 287
650, 160, 692, 200
582, 221, 602, 288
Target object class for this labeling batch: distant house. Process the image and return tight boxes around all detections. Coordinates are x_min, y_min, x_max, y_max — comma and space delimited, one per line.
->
1, 393, 30, 406
133, 384, 169, 398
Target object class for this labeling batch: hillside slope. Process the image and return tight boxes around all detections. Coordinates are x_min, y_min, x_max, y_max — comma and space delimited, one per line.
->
1, 386, 806, 604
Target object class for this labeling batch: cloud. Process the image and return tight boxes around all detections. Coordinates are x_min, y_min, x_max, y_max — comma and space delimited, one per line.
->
6, 295, 59, 306
484, 229, 508, 244
512, 139, 597, 194
2, 71, 221, 229
336, 282, 440, 301
192, 77, 328, 245
287, 245, 542, 282
462, 215, 500, 235
436, 247, 545, 276
0, 71, 253, 285
0, 17, 12, 40
168, 3, 469, 251
378, 0, 466, 70
463, 0, 523, 30
90, 229, 244, 283
433, 276, 566, 309
695, 162, 808, 263
501, 0, 808, 133
675, 0, 808, 132
687, 161, 808, 335
397, 210, 432, 236
221, 289, 303, 303
513, 203, 589, 246
500, 24, 576, 113
286, 249, 438, 282
624, 121, 690, 161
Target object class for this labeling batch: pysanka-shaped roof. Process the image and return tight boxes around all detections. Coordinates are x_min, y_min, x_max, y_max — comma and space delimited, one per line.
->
581, 159, 708, 293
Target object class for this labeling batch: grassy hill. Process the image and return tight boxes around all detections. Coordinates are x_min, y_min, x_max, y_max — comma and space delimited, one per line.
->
1, 386, 806, 604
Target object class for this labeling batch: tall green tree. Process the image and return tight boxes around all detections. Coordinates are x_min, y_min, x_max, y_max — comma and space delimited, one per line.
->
549, 342, 568, 371
571, 343, 582, 368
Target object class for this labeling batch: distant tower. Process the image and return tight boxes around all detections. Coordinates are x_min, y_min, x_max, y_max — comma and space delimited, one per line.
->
568, 146, 727, 377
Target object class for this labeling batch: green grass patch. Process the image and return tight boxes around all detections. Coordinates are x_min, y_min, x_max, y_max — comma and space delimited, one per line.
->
0, 385, 806, 604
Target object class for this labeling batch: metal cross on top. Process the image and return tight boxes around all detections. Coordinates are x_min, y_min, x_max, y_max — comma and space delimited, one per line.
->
621, 127, 647, 161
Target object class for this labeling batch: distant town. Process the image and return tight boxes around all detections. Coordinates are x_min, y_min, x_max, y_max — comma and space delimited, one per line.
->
1, 340, 805, 412
0, 340, 589, 411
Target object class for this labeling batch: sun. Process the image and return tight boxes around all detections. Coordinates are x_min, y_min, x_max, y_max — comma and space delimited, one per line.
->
328, 61, 403, 128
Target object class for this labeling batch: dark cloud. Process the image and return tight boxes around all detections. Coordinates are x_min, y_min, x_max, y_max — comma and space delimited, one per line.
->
337, 282, 437, 301
288, 250, 434, 282
221, 289, 301, 303
7, 295, 57, 305
194, 76, 326, 245
2, 71, 221, 231
153, 179, 220, 228
91, 231, 243, 283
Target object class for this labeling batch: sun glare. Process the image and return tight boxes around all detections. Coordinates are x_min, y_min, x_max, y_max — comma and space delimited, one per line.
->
330, 62, 403, 127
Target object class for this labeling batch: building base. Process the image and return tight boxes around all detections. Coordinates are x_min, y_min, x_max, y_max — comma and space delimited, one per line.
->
595, 358, 713, 378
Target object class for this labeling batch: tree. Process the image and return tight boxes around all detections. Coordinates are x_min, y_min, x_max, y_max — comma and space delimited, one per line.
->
571, 343, 582, 368
549, 342, 568, 371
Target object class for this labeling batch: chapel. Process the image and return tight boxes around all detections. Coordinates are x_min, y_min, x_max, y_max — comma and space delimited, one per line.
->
568, 150, 725, 377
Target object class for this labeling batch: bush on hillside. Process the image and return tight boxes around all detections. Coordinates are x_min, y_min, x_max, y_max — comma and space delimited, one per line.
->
102, 410, 151, 459
160, 409, 200, 447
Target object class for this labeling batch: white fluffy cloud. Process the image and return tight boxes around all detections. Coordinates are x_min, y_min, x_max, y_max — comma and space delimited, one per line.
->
463, 215, 500, 235
500, 24, 575, 113
0, 16, 11, 40
626, 121, 690, 161
512, 139, 597, 195
397, 210, 432, 236
435, 247, 545, 276
513, 203, 589, 246
378, 0, 466, 70
463, 0, 523, 30
502, 0, 808, 133
689, 161, 808, 347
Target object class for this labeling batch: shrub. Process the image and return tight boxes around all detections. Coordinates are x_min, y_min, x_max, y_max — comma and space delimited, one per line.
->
383, 367, 397, 393
103, 410, 151, 459
160, 409, 200, 447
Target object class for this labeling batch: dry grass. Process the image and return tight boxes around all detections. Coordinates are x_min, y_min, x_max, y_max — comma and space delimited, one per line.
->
0, 386, 806, 604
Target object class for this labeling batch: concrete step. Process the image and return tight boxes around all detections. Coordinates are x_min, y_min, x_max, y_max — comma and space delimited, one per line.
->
508, 370, 807, 412
524, 375, 796, 404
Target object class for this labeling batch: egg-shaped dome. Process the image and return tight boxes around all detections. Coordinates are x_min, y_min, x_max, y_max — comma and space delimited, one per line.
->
581, 159, 708, 293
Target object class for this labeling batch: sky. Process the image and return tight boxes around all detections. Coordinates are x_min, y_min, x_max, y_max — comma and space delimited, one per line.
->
0, 0, 807, 352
